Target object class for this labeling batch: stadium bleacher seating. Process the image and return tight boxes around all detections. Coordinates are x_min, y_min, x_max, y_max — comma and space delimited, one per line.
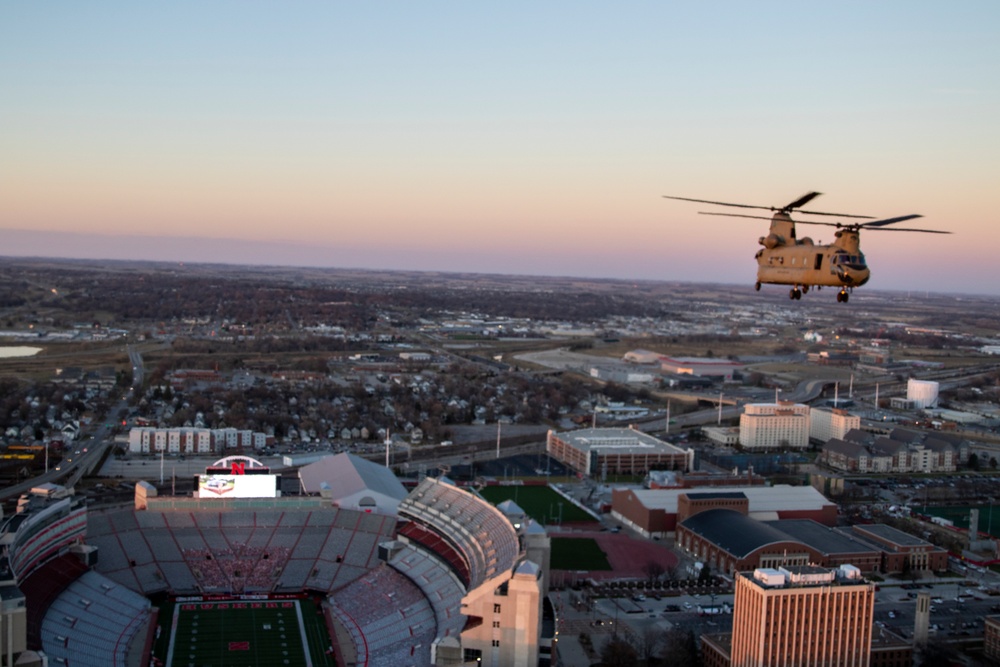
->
40, 570, 152, 667
86, 505, 396, 595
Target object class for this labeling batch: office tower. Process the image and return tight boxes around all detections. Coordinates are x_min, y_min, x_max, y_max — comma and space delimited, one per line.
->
730, 565, 874, 667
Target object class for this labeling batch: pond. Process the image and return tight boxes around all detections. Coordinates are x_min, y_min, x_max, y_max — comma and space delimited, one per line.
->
0, 346, 42, 358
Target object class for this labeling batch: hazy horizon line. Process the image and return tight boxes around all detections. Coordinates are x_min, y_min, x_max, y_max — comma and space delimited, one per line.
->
2, 228, 997, 299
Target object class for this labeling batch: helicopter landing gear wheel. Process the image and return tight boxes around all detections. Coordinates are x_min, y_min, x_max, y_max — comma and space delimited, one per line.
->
837, 290, 849, 303
755, 282, 761, 291
801, 286, 809, 294
790, 287, 801, 300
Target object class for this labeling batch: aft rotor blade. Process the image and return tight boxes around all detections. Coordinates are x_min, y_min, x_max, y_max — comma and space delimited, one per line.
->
783, 192, 875, 216
784, 192, 822, 211
796, 209, 875, 219
663, 195, 775, 211
665, 193, 874, 218
697, 211, 775, 221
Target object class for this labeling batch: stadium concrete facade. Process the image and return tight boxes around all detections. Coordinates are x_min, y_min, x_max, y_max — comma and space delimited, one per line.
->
0, 463, 551, 667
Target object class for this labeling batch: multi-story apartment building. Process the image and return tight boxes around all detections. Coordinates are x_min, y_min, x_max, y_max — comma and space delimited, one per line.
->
820, 427, 966, 474
739, 401, 810, 450
809, 407, 860, 443
985, 615, 1000, 663
128, 427, 268, 454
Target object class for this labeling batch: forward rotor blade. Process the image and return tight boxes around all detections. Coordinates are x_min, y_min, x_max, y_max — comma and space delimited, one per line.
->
796, 214, 950, 234
793, 219, 841, 228
860, 214, 923, 228
863, 226, 951, 234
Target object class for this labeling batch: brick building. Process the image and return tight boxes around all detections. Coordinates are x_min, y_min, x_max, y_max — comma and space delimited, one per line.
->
727, 565, 874, 667
611, 485, 837, 538
545, 427, 693, 477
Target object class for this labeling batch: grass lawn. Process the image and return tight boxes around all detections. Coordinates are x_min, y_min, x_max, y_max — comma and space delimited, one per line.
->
550, 537, 612, 571
153, 598, 336, 667
922, 504, 1000, 538
478, 485, 594, 524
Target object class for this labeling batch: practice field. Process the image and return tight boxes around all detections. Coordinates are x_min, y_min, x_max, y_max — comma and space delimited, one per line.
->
548, 532, 680, 587
551, 537, 612, 571
157, 598, 336, 667
923, 504, 1000, 538
478, 485, 595, 525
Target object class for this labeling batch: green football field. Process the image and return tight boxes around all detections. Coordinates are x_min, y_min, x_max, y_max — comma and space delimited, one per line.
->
551, 537, 612, 570
159, 598, 336, 667
922, 504, 1000, 537
478, 485, 595, 525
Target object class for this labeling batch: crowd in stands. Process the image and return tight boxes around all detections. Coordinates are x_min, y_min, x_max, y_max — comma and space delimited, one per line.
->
87, 506, 395, 595
183, 545, 291, 593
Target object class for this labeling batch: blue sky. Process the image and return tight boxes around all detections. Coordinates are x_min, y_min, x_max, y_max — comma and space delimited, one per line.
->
1, 2, 998, 293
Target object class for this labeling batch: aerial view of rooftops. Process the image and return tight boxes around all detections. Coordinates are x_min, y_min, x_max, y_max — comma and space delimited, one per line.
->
3, 3, 999, 665
1, 259, 998, 666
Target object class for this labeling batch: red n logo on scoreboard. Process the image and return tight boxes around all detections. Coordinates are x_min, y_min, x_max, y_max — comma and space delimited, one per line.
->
231, 462, 245, 475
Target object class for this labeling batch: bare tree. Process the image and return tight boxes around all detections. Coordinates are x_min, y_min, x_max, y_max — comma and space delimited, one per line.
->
599, 636, 638, 667
637, 625, 661, 664
642, 560, 665, 587
659, 627, 699, 667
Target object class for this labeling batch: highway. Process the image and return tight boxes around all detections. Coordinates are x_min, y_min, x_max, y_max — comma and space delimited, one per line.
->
1, 343, 142, 502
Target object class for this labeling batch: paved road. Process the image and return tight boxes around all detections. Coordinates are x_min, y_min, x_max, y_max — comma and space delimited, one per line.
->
2, 343, 144, 500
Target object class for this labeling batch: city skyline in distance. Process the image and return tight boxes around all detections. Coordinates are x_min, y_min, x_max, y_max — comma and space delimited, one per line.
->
2, 3, 997, 294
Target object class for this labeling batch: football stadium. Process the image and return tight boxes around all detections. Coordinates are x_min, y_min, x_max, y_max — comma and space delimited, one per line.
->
0, 453, 553, 667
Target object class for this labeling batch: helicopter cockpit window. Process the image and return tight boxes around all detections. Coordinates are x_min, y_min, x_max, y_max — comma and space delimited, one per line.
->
832, 253, 868, 267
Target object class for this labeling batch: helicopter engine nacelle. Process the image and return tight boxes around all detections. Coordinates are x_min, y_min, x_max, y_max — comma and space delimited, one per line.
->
759, 234, 783, 249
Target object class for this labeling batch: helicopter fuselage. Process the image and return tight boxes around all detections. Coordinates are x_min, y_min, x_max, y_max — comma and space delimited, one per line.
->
664, 191, 941, 303
754, 213, 870, 289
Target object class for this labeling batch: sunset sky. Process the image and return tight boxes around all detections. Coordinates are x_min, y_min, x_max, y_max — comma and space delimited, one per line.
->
2, 3, 997, 294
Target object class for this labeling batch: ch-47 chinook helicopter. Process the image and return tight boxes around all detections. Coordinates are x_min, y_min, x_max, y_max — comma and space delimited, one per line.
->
663, 192, 950, 303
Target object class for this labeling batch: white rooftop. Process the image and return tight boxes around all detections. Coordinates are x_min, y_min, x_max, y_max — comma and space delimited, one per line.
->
627, 485, 833, 513
556, 427, 687, 455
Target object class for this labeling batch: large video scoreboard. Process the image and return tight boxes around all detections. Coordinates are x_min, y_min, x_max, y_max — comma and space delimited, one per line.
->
196, 455, 279, 499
